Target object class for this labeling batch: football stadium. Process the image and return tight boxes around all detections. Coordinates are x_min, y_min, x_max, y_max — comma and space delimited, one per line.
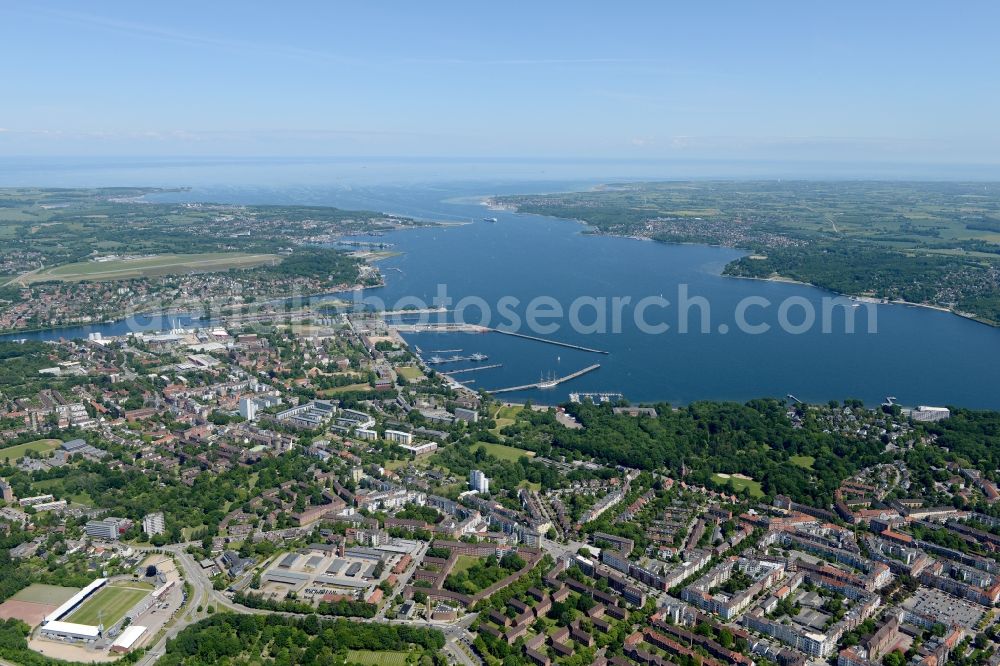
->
38, 578, 157, 643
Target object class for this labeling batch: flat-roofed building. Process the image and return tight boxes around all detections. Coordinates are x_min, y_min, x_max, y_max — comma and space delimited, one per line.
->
111, 625, 148, 653
384, 429, 413, 446
142, 512, 165, 536
909, 406, 950, 422
85, 517, 132, 541
400, 441, 438, 456
454, 407, 479, 423
0, 477, 14, 502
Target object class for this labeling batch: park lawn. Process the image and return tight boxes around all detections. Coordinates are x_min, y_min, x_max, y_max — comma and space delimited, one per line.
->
396, 365, 424, 381
344, 650, 410, 666
64, 584, 150, 626
31, 478, 92, 505
490, 419, 514, 436
471, 442, 535, 463
490, 404, 524, 435
433, 482, 466, 497
450, 555, 481, 578
712, 473, 764, 498
495, 404, 524, 420
789, 455, 816, 469
67, 492, 92, 506
21, 252, 280, 284
318, 382, 373, 396
385, 456, 436, 472
11, 584, 80, 606
0, 438, 61, 462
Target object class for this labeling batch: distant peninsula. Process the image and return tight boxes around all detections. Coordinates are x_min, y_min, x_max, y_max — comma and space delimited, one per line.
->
0, 187, 432, 333
492, 181, 1000, 325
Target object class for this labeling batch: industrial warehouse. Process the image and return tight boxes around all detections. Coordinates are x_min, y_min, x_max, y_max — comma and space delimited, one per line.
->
259, 539, 421, 606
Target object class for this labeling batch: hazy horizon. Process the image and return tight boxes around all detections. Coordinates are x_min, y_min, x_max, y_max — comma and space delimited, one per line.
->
4, 155, 1000, 189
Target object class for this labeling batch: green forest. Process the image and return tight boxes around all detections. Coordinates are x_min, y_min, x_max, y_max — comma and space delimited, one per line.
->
158, 613, 446, 666
724, 241, 1000, 321
265, 247, 368, 285
499, 399, 888, 506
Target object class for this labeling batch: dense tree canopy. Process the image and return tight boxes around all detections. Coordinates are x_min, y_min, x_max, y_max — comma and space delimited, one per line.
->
160, 613, 445, 666
502, 399, 888, 505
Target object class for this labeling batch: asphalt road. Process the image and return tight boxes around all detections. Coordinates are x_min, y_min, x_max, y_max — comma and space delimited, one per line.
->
133, 541, 483, 665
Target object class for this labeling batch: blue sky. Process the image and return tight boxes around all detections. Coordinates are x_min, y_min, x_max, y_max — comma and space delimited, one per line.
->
1, 2, 998, 162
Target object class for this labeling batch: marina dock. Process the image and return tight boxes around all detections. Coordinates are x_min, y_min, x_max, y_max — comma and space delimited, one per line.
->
569, 391, 624, 404
440, 363, 502, 375
485, 363, 600, 394
425, 353, 488, 365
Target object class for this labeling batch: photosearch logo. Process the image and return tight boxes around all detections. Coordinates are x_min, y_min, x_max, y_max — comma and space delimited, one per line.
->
346, 283, 878, 336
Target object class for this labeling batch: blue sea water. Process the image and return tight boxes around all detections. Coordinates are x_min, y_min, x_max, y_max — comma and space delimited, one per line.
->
3, 157, 1000, 408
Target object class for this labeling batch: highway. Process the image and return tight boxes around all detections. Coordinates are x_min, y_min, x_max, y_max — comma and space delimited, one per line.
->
135, 544, 254, 666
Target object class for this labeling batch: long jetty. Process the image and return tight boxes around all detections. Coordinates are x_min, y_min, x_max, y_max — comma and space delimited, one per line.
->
485, 364, 600, 394
387, 321, 609, 355
390, 323, 483, 333
487, 328, 608, 354
377, 306, 448, 316
440, 364, 502, 375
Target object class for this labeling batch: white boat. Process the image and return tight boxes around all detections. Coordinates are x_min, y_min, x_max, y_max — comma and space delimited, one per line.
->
538, 371, 558, 389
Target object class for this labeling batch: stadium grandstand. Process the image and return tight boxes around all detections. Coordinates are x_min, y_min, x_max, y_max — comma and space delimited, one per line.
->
39, 578, 107, 642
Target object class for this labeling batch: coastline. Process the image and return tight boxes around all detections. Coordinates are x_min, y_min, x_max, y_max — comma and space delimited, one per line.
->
0, 279, 385, 339
721, 273, 995, 326
497, 200, 999, 329
720, 273, 815, 288
0, 242, 402, 339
